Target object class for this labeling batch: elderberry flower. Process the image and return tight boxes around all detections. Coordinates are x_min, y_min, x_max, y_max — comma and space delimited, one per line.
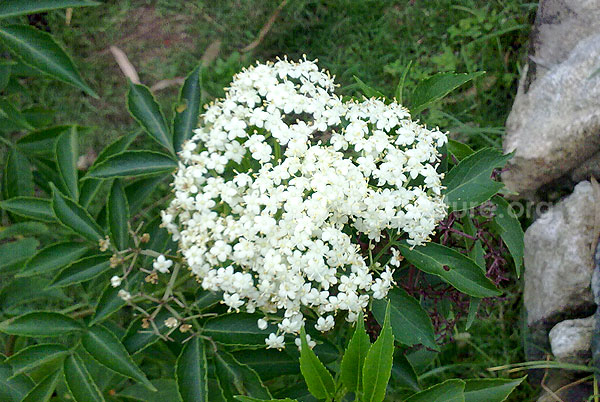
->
162, 57, 447, 349
153, 255, 173, 274
118, 289, 132, 302
295, 334, 316, 350
110, 275, 122, 288
315, 315, 335, 332
265, 333, 285, 350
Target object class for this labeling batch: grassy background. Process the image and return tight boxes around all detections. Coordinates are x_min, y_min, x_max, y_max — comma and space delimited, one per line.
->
11, 0, 537, 399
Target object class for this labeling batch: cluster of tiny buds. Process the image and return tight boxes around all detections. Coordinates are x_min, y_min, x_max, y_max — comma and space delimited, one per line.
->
156, 57, 448, 349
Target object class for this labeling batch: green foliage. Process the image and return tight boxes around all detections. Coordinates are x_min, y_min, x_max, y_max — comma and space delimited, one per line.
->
63, 353, 105, 402
398, 243, 501, 298
362, 304, 394, 402
81, 325, 156, 391
0, 25, 97, 97
410, 72, 485, 114
299, 327, 335, 400
0, 312, 84, 337
127, 83, 174, 154
372, 288, 438, 351
173, 66, 202, 153
443, 148, 512, 211
340, 313, 371, 392
0, 3, 531, 400
0, 1, 99, 19
492, 196, 525, 277
86, 150, 178, 178
176, 337, 209, 402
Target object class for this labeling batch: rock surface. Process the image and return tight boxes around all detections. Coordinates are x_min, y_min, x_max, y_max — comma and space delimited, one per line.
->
549, 316, 594, 363
502, 34, 600, 197
572, 151, 600, 183
525, 0, 600, 86
524, 181, 597, 327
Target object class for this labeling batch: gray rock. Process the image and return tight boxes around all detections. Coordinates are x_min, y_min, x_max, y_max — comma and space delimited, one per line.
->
526, 0, 600, 86
549, 316, 594, 363
572, 151, 600, 184
502, 34, 600, 197
524, 181, 597, 328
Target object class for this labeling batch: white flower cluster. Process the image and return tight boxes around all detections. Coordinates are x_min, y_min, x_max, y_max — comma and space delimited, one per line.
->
161, 57, 447, 349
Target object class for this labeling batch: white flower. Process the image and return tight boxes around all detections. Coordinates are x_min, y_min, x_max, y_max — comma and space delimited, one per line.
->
390, 248, 403, 267
110, 276, 122, 288
257, 318, 268, 330
315, 315, 335, 332
164, 317, 179, 328
162, 57, 447, 348
294, 333, 316, 350
265, 333, 285, 349
118, 289, 132, 302
153, 255, 173, 273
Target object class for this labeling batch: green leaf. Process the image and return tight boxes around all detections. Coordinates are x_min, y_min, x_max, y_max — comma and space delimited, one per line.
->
0, 99, 34, 130
395, 60, 413, 105
354, 75, 385, 98
86, 151, 177, 179
63, 353, 105, 402
117, 379, 181, 402
298, 327, 335, 400
125, 174, 168, 214
405, 379, 465, 402
0, 277, 68, 312
372, 287, 438, 351
0, 238, 39, 273
3, 149, 33, 199
127, 82, 173, 153
175, 337, 209, 402
410, 71, 484, 114
203, 313, 276, 346
443, 148, 511, 211
18, 240, 88, 277
194, 289, 222, 311
362, 302, 394, 402
49, 255, 111, 288
122, 309, 171, 355
80, 132, 139, 209
391, 354, 420, 392
78, 179, 107, 211
0, 197, 55, 222
0, 25, 97, 97
0, 222, 47, 240
465, 298, 481, 331
0, 62, 12, 90
492, 196, 524, 277
214, 351, 271, 400
447, 139, 474, 162
0, 363, 34, 402
340, 313, 371, 393
55, 126, 79, 200
81, 324, 156, 391
0, 312, 84, 337
21, 369, 62, 402
463, 377, 525, 402
90, 282, 126, 325
51, 184, 104, 242
232, 349, 300, 381
107, 179, 130, 250
234, 397, 297, 402
0, 1, 100, 19
398, 242, 501, 298
5, 344, 69, 377
174, 65, 201, 153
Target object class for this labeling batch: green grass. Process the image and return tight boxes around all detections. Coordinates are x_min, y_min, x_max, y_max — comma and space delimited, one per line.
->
11, 0, 536, 152
3, 0, 538, 399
